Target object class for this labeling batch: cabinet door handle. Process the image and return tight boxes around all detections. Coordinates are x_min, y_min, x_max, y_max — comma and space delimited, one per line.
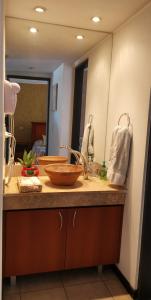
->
73, 209, 78, 229
59, 211, 63, 231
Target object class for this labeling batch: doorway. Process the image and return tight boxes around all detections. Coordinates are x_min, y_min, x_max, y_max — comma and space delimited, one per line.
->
6, 75, 50, 160
138, 92, 151, 299
71, 60, 88, 153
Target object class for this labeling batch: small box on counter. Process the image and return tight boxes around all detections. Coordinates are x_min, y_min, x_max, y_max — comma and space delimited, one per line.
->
17, 177, 42, 193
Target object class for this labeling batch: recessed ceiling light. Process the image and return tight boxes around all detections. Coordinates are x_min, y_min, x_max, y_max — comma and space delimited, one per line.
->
29, 27, 38, 33
34, 6, 46, 13
91, 16, 101, 23
76, 35, 84, 40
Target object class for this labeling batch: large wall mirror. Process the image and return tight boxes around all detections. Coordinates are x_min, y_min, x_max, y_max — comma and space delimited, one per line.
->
5, 1, 113, 164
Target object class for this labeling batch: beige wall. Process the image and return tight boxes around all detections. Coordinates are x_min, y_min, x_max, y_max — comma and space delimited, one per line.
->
85, 35, 112, 162
14, 83, 48, 144
105, 3, 151, 289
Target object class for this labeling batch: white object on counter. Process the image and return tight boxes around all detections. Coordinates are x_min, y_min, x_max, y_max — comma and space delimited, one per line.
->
107, 125, 132, 186
17, 176, 42, 193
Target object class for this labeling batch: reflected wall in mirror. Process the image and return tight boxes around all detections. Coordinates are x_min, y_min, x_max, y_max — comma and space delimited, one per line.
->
5, 3, 113, 164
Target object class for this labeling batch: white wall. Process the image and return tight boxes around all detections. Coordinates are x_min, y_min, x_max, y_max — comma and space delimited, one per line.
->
85, 36, 112, 162
48, 63, 73, 156
105, 3, 151, 289
0, 0, 4, 299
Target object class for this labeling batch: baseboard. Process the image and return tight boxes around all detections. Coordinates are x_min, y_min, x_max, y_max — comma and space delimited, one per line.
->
111, 265, 138, 299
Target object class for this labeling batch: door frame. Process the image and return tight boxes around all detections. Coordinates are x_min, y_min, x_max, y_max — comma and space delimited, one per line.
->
71, 59, 88, 152
7, 75, 51, 154
137, 91, 151, 300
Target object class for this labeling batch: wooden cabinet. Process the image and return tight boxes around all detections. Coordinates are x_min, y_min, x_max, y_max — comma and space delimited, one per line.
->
3, 206, 123, 277
4, 209, 67, 276
65, 206, 123, 269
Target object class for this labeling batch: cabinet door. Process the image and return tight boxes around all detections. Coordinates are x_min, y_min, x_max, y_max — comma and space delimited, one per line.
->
65, 206, 123, 269
4, 209, 67, 276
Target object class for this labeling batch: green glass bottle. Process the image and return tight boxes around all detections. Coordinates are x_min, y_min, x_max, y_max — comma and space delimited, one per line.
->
100, 161, 107, 180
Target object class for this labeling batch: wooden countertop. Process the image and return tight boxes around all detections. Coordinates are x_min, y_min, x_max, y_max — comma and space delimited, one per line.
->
4, 176, 127, 211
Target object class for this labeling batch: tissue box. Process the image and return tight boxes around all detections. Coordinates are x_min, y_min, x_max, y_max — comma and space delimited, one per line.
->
17, 177, 42, 193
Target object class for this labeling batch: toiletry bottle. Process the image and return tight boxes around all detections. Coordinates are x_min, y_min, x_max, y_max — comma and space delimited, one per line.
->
87, 155, 93, 175
100, 161, 107, 180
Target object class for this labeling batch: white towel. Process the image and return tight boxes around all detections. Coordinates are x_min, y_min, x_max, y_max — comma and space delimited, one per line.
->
107, 125, 132, 186
81, 123, 94, 160
4, 80, 20, 115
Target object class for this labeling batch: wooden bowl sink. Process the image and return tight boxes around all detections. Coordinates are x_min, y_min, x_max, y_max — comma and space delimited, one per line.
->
44, 164, 83, 186
37, 156, 68, 165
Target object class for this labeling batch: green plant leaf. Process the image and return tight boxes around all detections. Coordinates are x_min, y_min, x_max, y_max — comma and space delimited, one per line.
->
27, 151, 32, 160
21, 149, 36, 167
17, 158, 24, 165
23, 150, 27, 163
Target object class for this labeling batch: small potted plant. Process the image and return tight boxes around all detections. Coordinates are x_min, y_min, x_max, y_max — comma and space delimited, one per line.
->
18, 150, 39, 176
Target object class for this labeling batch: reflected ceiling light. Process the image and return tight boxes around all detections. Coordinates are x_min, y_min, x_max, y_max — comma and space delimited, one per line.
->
34, 6, 46, 13
76, 35, 84, 40
91, 16, 101, 23
29, 27, 38, 33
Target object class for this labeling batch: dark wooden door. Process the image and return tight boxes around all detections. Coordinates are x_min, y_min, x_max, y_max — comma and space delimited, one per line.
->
71, 60, 88, 156
4, 209, 67, 276
65, 206, 123, 269
138, 93, 151, 300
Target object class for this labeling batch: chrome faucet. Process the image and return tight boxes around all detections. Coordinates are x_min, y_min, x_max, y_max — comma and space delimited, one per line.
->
59, 145, 89, 180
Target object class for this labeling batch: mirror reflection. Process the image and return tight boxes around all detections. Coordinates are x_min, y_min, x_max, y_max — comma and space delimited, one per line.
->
5, 13, 112, 164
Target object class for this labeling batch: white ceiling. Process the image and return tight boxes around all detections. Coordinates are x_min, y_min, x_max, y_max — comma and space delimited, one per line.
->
5, 0, 150, 73
6, 17, 106, 72
5, 17, 106, 73
6, 57, 64, 74
5, 0, 150, 32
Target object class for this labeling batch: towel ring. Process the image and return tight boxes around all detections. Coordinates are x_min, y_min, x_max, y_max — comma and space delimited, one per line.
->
118, 113, 130, 127
88, 114, 93, 125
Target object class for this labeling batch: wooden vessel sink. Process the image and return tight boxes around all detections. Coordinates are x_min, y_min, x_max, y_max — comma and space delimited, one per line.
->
44, 164, 83, 186
37, 156, 68, 165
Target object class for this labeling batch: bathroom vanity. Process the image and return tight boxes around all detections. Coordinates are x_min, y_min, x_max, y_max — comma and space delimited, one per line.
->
3, 176, 126, 277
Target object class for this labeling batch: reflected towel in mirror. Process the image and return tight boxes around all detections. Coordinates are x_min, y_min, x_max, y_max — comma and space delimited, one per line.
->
4, 80, 20, 115
81, 123, 94, 161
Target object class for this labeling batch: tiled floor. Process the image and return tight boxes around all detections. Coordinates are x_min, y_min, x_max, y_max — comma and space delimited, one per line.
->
2, 267, 133, 300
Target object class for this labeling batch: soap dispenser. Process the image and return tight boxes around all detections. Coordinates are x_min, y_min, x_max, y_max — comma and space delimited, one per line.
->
100, 161, 107, 180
